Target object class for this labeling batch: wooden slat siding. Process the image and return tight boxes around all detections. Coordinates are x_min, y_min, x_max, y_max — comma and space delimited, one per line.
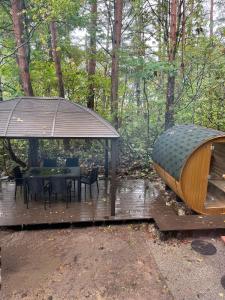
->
153, 163, 184, 200
0, 179, 155, 227
154, 140, 225, 215
181, 143, 211, 213
0, 97, 120, 138
210, 143, 225, 179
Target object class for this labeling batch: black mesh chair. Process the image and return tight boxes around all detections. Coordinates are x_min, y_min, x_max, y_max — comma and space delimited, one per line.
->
43, 159, 57, 167
80, 167, 99, 199
65, 157, 79, 167
24, 177, 50, 209
12, 166, 24, 199
49, 177, 72, 208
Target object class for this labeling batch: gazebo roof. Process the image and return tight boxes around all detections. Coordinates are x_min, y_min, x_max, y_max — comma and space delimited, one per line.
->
0, 97, 119, 139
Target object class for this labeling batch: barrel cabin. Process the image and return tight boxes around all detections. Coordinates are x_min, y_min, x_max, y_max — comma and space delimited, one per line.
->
152, 125, 225, 215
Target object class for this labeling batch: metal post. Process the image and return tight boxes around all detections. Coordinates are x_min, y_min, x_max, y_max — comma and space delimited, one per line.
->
111, 138, 118, 176
110, 138, 119, 216
104, 139, 109, 178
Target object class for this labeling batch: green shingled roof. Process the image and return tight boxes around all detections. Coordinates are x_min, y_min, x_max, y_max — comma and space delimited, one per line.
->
152, 125, 224, 181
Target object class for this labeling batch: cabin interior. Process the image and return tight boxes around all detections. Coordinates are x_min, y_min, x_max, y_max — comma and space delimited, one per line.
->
205, 142, 225, 209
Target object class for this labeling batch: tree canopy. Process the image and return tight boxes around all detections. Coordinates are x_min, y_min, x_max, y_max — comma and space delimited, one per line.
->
0, 0, 224, 172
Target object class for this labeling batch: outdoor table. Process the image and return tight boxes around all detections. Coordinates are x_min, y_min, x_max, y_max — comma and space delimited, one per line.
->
24, 167, 81, 201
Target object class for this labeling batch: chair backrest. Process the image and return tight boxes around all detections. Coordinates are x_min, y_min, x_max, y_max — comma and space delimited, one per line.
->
65, 157, 79, 167
12, 166, 23, 179
43, 159, 57, 167
90, 167, 98, 183
49, 177, 68, 194
26, 177, 45, 194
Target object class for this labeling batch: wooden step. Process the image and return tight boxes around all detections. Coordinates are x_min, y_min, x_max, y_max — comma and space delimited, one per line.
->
151, 199, 225, 231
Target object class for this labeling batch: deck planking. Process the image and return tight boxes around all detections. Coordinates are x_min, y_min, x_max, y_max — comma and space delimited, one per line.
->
0, 179, 156, 227
151, 199, 225, 231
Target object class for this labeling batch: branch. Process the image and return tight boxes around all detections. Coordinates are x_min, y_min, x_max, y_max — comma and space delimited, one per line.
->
0, 21, 42, 66
4, 139, 27, 169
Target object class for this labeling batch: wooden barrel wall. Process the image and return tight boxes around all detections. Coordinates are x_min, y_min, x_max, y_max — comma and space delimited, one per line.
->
152, 125, 225, 215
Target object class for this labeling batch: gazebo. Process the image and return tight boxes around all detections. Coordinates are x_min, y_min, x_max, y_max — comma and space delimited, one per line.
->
0, 96, 120, 175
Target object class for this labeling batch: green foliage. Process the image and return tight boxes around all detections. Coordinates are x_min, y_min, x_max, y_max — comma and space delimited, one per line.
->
0, 0, 224, 173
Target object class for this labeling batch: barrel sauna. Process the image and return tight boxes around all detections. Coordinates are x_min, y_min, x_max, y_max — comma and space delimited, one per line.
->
152, 125, 225, 215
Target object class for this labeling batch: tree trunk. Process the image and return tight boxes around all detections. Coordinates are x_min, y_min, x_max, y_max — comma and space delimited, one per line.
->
210, 0, 214, 37
165, 0, 177, 130
11, 0, 33, 96
111, 0, 123, 129
11, 0, 38, 167
133, 0, 143, 112
0, 77, 3, 101
87, 0, 97, 110
165, 74, 175, 129
4, 139, 27, 169
50, 21, 65, 98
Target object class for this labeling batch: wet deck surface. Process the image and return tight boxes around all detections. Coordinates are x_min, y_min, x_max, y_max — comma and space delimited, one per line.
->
152, 199, 225, 231
0, 179, 157, 227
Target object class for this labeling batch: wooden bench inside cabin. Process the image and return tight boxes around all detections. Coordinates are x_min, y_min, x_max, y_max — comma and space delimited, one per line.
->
206, 179, 225, 209
209, 179, 225, 193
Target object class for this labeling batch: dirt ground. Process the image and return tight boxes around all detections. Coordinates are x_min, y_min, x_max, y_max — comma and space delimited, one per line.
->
0, 224, 225, 300
0, 225, 172, 300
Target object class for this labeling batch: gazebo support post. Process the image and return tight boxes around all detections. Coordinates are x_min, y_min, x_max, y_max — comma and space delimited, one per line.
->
104, 139, 109, 178
28, 138, 39, 167
110, 138, 119, 216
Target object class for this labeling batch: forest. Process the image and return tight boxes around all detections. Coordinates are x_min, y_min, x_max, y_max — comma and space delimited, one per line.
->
0, 0, 225, 174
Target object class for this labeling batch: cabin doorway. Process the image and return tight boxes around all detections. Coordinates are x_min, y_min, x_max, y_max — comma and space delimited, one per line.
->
205, 142, 225, 209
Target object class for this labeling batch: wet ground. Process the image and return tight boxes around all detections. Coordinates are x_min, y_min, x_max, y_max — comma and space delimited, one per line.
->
1, 224, 225, 300
1, 225, 172, 300
0, 178, 225, 299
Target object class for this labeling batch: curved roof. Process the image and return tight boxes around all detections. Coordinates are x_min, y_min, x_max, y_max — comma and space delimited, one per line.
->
152, 124, 224, 180
0, 97, 119, 138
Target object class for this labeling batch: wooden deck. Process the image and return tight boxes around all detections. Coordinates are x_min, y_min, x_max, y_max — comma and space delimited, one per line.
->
1, 178, 225, 230
0, 178, 157, 227
151, 199, 225, 231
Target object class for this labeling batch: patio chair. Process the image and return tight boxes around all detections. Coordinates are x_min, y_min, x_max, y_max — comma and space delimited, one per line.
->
43, 158, 57, 167
65, 157, 79, 167
24, 177, 50, 209
12, 166, 24, 200
49, 177, 72, 208
80, 167, 99, 199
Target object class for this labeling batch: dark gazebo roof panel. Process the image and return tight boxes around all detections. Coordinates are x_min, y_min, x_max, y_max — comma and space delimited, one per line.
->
0, 97, 119, 138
